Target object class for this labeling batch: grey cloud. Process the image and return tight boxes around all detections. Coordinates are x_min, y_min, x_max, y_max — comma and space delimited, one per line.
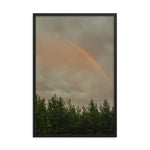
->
36, 16, 114, 106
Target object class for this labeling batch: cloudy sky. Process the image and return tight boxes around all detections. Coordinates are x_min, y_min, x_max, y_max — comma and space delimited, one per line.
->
36, 16, 114, 107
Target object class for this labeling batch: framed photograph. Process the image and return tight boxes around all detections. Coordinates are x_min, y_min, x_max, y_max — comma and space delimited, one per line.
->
33, 13, 117, 137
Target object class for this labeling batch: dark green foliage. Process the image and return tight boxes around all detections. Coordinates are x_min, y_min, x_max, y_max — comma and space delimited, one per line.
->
35, 94, 115, 135
35, 95, 48, 134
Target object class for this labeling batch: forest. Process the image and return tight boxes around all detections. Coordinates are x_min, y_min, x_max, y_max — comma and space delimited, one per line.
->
35, 94, 115, 136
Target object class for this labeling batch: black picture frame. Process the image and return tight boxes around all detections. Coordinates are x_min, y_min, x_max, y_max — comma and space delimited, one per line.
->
33, 13, 117, 137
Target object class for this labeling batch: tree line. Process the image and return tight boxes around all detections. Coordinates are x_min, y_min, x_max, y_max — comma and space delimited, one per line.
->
35, 94, 115, 136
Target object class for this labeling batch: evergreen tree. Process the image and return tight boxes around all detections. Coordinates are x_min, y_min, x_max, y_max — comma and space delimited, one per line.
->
99, 100, 114, 135
35, 94, 115, 135
35, 95, 48, 134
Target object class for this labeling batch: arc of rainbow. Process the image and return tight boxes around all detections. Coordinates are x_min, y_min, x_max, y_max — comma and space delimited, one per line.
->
64, 39, 113, 87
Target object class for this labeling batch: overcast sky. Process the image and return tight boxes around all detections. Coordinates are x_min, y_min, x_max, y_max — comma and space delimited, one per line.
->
36, 16, 114, 107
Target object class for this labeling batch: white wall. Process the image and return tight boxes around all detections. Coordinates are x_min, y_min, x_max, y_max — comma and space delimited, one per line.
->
0, 0, 150, 150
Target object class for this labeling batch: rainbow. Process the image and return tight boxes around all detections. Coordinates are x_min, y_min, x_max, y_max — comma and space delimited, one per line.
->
64, 39, 113, 87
